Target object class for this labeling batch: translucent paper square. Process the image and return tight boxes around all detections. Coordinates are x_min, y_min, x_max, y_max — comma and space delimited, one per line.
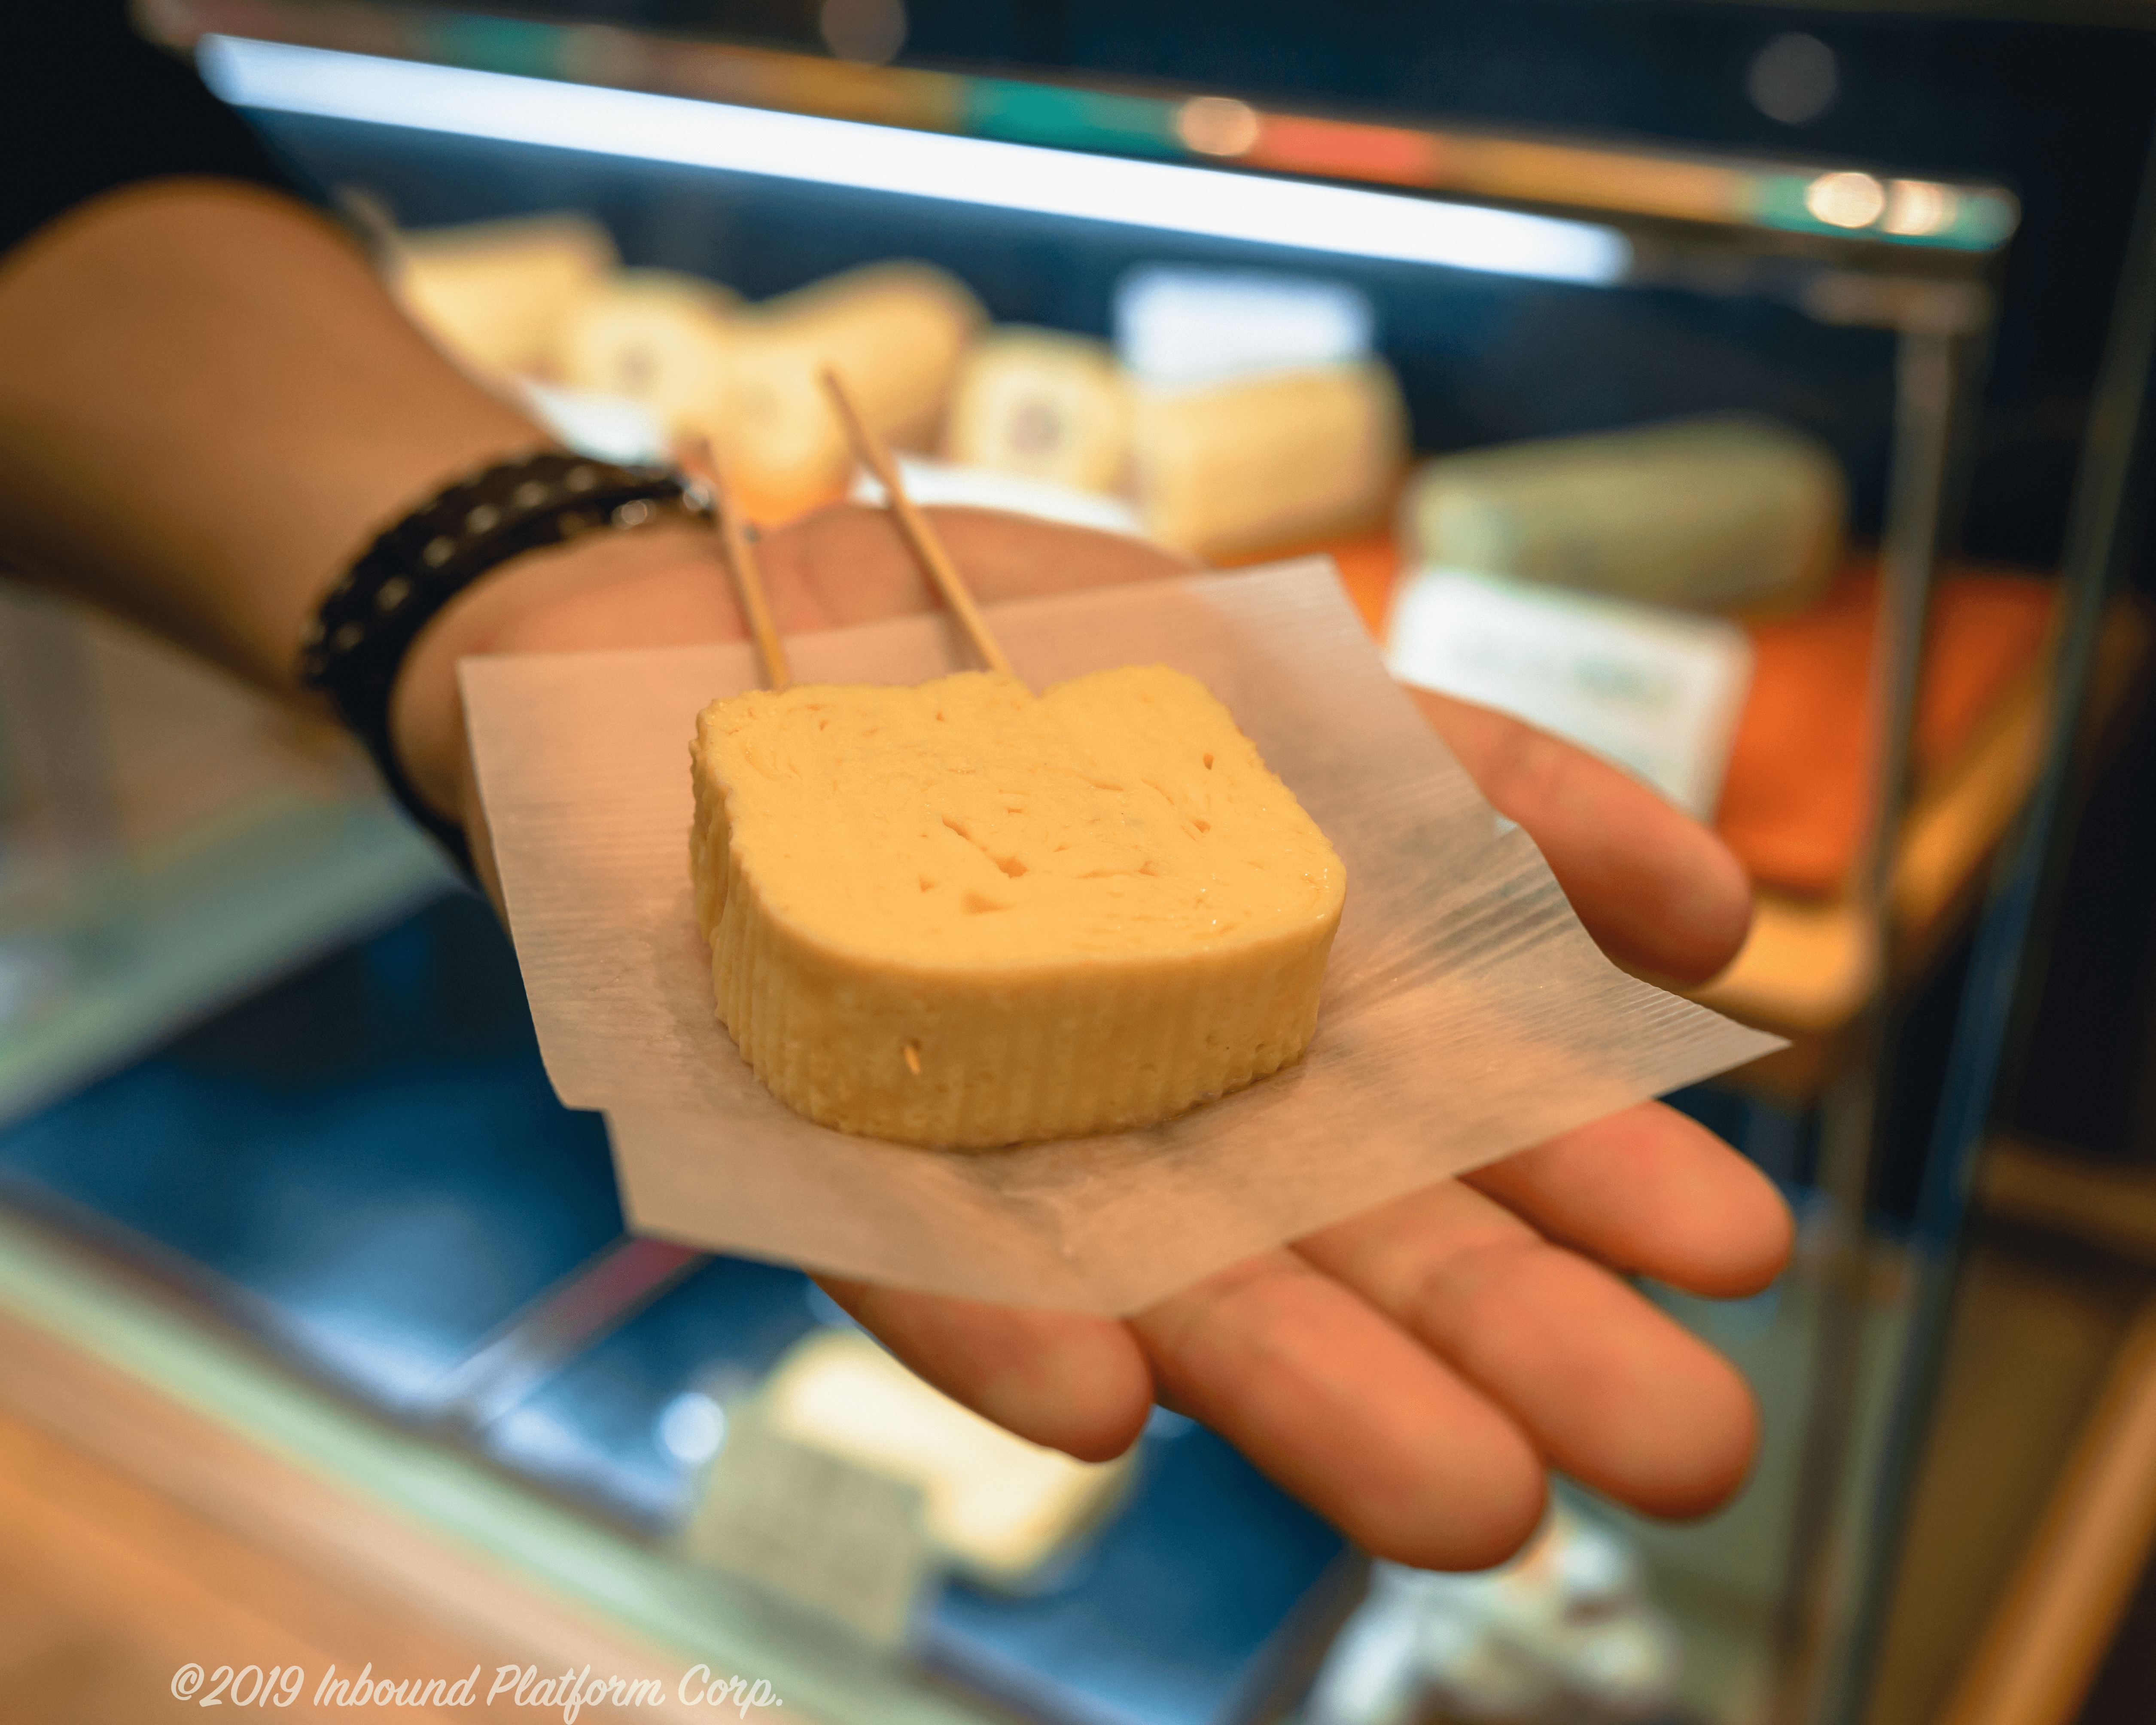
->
462, 560, 1779, 1314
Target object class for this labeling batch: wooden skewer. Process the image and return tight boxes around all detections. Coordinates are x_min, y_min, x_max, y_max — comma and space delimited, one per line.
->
819, 368, 1015, 678
674, 435, 791, 692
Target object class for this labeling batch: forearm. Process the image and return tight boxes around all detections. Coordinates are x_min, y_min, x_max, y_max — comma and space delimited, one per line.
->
0, 178, 548, 699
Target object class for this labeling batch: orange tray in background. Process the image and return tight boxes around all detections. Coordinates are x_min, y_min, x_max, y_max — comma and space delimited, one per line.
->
1268, 531, 2058, 901
1721, 561, 2056, 897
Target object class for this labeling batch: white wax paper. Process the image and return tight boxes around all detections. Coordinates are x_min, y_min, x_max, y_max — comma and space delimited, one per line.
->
462, 559, 1780, 1314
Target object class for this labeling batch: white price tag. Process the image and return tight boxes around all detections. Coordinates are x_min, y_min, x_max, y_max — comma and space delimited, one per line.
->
681, 1405, 934, 1651
1386, 568, 1755, 820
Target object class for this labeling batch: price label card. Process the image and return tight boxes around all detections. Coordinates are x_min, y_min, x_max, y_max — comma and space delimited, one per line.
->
680, 1405, 934, 1650
1386, 567, 1756, 820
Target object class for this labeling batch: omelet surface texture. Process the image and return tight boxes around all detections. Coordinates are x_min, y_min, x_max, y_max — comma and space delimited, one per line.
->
690, 665, 1343, 1147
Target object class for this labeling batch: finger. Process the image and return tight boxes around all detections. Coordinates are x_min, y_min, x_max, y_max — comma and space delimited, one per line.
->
1132, 1252, 1547, 1570
815, 1276, 1153, 1463
1408, 686, 1752, 983
1295, 1184, 1759, 1520
1465, 1102, 1794, 1299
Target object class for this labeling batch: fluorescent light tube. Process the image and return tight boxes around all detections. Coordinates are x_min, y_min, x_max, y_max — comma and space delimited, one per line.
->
199, 36, 1630, 286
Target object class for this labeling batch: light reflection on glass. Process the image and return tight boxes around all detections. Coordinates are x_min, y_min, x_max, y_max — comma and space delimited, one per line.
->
1805, 170, 1887, 230
658, 1390, 728, 1464
1178, 95, 1260, 158
1885, 179, 1956, 237
202, 38, 1629, 286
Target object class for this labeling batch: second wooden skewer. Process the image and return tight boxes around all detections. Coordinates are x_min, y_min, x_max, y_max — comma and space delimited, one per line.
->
820, 368, 1015, 678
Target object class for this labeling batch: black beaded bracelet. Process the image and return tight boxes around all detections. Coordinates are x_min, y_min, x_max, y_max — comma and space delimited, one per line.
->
300, 449, 711, 873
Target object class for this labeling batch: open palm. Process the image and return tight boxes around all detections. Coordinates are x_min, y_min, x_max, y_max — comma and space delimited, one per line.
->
409, 501, 1792, 1571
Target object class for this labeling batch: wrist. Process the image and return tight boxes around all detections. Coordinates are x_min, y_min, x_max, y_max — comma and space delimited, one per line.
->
387, 518, 744, 833
299, 448, 731, 866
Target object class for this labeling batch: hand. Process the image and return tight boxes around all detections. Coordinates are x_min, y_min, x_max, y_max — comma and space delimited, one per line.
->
823, 686, 1785, 1570
396, 502, 1791, 1571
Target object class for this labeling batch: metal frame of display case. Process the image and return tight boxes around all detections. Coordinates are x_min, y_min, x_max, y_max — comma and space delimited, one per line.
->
25, 5, 2144, 1720
1828, 117, 2156, 1725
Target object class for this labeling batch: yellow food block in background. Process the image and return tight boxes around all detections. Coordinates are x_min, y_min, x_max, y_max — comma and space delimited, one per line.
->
759, 1329, 1134, 1588
942, 327, 1132, 495
549, 268, 741, 429
388, 212, 617, 378
689, 666, 1345, 1148
688, 262, 985, 520
1398, 414, 1846, 615
1132, 360, 1405, 560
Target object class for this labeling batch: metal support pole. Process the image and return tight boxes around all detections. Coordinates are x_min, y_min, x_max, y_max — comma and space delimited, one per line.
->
1825, 112, 2156, 1725
1770, 324, 1961, 1725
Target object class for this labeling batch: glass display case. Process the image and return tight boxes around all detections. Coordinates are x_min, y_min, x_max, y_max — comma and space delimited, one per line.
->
4, 6, 2152, 1722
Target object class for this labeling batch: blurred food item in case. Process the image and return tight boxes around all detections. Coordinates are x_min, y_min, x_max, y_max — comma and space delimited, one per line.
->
388, 211, 617, 378
1387, 568, 1755, 819
752, 1328, 1135, 1590
1108, 266, 1400, 556
1305, 1503, 1681, 1725
374, 218, 1407, 549
942, 327, 1132, 495
696, 261, 985, 519
1400, 414, 1847, 615
1133, 360, 1406, 558
386, 217, 982, 518
550, 267, 740, 429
